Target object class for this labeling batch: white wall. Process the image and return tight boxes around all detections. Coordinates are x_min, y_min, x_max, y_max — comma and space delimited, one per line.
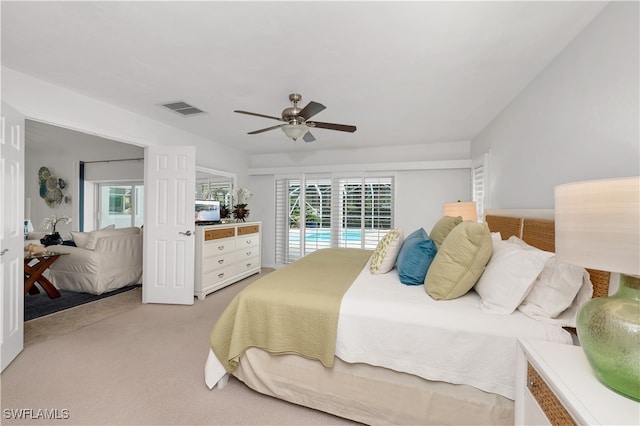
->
395, 169, 472, 236
472, 2, 639, 209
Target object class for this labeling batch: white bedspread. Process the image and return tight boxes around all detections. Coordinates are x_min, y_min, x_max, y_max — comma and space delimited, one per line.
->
335, 261, 572, 399
206, 261, 573, 398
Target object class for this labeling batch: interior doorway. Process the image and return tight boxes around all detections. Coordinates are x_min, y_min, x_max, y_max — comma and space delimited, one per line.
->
25, 120, 146, 236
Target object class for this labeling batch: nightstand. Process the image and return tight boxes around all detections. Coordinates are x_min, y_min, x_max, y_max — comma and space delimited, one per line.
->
516, 338, 639, 425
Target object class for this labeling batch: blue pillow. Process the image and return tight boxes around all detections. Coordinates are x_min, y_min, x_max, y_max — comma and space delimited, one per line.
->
396, 228, 438, 285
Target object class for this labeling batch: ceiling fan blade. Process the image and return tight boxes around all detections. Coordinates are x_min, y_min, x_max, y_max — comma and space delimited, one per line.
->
247, 124, 284, 135
308, 121, 357, 133
234, 110, 283, 121
298, 101, 326, 120
303, 132, 316, 143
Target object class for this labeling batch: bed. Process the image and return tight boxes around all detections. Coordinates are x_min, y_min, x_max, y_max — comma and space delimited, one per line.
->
204, 215, 610, 425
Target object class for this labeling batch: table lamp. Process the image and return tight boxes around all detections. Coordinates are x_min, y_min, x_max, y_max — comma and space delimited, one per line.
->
443, 201, 477, 222
555, 176, 640, 401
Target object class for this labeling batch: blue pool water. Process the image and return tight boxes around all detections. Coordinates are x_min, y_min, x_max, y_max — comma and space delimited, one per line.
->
290, 229, 362, 242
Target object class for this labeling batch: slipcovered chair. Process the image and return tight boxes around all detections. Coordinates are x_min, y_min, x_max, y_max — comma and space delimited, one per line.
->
42, 227, 143, 295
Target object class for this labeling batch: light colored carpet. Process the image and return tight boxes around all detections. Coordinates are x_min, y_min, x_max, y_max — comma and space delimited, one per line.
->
1, 269, 358, 425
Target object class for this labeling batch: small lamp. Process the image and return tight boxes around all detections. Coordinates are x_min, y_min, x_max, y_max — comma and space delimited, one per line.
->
281, 123, 309, 141
555, 176, 640, 401
443, 201, 477, 222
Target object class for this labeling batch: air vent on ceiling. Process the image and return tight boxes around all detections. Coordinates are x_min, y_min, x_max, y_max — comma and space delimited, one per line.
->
160, 101, 206, 116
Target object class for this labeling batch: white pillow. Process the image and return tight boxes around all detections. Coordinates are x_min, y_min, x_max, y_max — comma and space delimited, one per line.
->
518, 257, 587, 317
370, 228, 404, 274
474, 239, 553, 315
71, 224, 115, 249
545, 273, 593, 327
70, 231, 89, 248
85, 226, 139, 250
506, 236, 592, 324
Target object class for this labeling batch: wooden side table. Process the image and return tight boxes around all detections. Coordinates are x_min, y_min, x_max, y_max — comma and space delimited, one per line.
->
24, 252, 68, 299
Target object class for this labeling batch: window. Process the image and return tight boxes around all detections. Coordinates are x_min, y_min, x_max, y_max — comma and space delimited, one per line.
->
276, 174, 394, 264
98, 182, 144, 228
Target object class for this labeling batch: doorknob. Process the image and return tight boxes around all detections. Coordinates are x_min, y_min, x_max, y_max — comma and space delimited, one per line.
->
179, 230, 193, 236
0, 248, 8, 256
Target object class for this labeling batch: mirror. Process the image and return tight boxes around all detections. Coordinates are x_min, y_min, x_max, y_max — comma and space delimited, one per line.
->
195, 166, 236, 210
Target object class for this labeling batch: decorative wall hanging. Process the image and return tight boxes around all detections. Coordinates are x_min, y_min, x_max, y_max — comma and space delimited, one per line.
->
38, 166, 67, 208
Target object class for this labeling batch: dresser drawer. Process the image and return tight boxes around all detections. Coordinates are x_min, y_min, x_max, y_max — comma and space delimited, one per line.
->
204, 227, 235, 241
202, 253, 235, 275
236, 246, 259, 262
237, 224, 259, 236
202, 264, 237, 286
237, 255, 260, 273
203, 237, 236, 256
237, 234, 259, 249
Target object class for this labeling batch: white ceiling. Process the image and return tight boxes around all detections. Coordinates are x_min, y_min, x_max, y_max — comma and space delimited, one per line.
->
1, 1, 606, 155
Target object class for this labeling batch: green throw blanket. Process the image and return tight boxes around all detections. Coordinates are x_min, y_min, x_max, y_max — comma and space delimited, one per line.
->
211, 248, 372, 371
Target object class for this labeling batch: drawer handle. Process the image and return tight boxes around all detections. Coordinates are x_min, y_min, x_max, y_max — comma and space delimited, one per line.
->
218, 259, 224, 264
246, 251, 252, 256
246, 240, 252, 244
218, 245, 225, 250
218, 273, 224, 278
246, 263, 252, 268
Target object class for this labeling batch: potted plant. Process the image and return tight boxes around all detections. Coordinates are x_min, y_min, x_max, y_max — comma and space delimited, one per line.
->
40, 214, 71, 246
232, 187, 252, 222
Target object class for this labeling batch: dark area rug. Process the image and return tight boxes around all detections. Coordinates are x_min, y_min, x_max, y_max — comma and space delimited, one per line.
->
25, 284, 141, 321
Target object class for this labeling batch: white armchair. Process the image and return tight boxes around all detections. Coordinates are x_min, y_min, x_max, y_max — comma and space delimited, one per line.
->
47, 227, 143, 295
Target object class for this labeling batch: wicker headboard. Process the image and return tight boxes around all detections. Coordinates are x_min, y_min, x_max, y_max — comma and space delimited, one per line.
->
485, 215, 610, 299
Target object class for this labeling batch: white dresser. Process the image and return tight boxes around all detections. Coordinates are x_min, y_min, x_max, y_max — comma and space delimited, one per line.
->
515, 338, 640, 425
194, 221, 261, 300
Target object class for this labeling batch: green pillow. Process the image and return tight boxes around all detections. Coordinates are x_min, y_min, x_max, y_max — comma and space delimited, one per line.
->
424, 221, 492, 300
429, 216, 463, 248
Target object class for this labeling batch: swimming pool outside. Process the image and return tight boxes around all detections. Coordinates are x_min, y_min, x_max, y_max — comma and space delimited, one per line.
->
289, 228, 363, 243
284, 228, 388, 261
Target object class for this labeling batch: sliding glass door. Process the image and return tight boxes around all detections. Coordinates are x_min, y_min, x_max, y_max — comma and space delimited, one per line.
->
275, 174, 394, 264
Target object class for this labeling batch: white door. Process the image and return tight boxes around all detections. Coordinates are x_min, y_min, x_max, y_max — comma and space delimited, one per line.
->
1, 102, 25, 371
142, 145, 195, 305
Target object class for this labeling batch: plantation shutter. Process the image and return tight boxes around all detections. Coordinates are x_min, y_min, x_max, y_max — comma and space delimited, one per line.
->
472, 153, 490, 222
335, 176, 364, 248
363, 176, 393, 249
275, 177, 301, 264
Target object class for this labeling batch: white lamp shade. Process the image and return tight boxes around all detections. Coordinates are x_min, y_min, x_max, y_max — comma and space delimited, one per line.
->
443, 201, 477, 222
555, 176, 640, 276
281, 124, 309, 140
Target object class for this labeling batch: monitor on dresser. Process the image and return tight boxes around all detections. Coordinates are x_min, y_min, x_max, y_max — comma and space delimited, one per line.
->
195, 200, 220, 223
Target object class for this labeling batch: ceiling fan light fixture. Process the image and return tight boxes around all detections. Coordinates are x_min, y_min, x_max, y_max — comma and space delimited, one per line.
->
281, 123, 309, 141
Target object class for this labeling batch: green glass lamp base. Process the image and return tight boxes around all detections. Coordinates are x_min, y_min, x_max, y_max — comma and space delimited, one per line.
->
577, 274, 640, 401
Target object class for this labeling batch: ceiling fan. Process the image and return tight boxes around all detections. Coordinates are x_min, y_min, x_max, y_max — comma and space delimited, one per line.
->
234, 93, 357, 142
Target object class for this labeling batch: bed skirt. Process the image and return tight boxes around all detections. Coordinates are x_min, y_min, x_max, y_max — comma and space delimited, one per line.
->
226, 348, 514, 425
